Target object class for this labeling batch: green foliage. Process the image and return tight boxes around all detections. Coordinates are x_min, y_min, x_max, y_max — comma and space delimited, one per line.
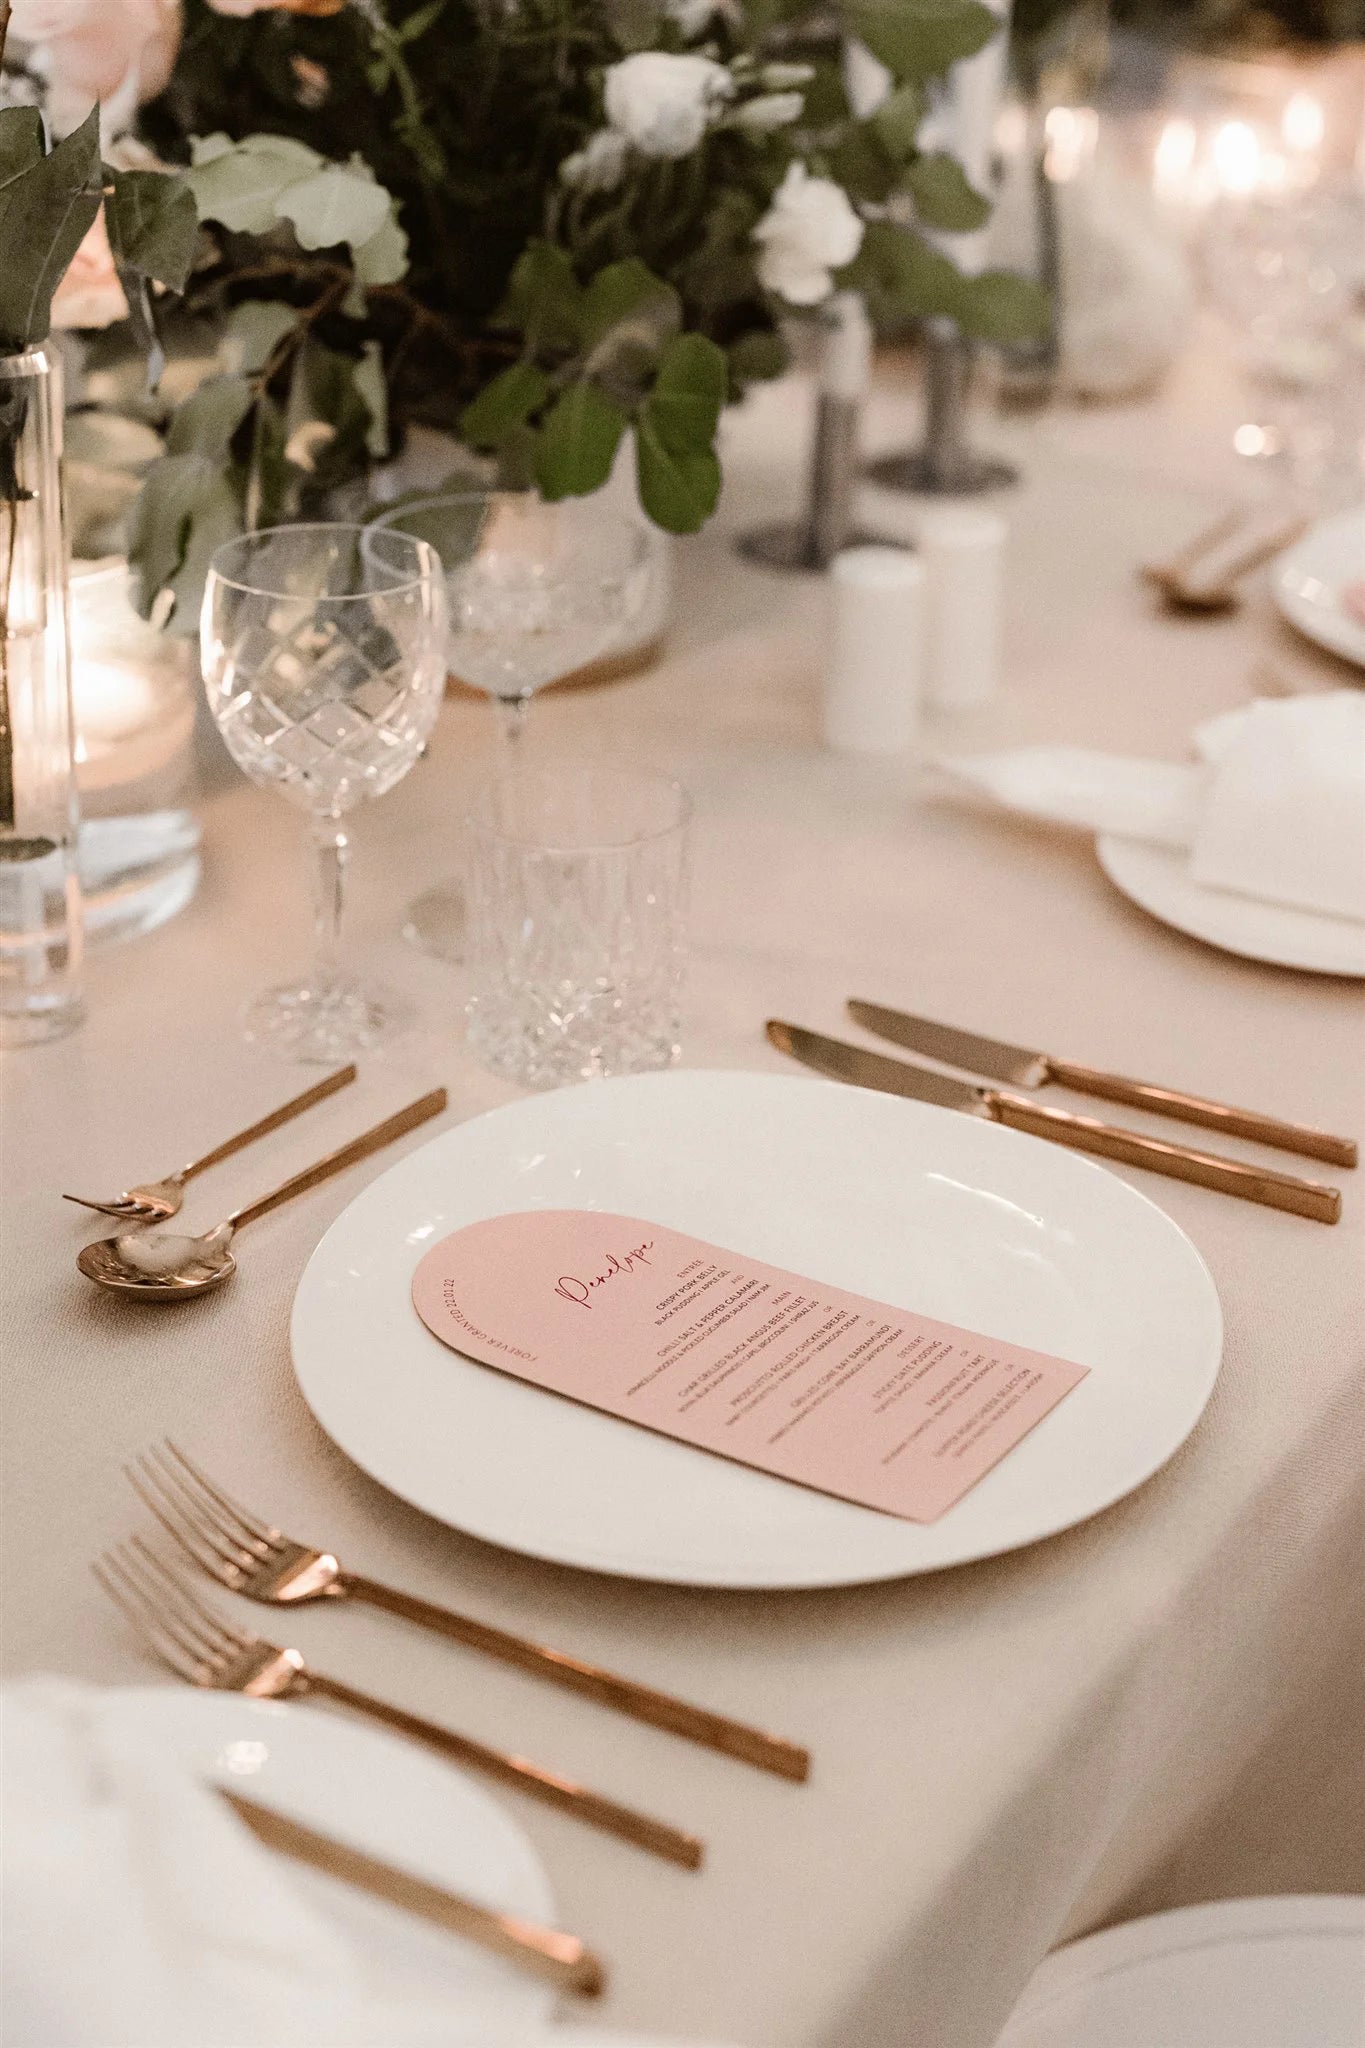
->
0, 107, 103, 353
186, 134, 404, 278
535, 381, 629, 498
904, 153, 991, 232
846, 0, 1000, 80
105, 170, 200, 293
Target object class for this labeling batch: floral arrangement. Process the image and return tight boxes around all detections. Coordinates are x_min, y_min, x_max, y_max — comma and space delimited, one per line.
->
7, 0, 1047, 633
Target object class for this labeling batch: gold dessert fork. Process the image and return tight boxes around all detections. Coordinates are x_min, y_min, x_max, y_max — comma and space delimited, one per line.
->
126, 1440, 809, 1783
94, 1539, 703, 1870
63, 1064, 358, 1222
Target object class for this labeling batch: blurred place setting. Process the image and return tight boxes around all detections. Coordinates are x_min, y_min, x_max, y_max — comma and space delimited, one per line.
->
1, 0, 1362, 2043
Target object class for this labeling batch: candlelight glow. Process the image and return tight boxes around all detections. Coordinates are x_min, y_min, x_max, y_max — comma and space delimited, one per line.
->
1153, 118, 1197, 204
1282, 91, 1325, 156
1213, 120, 1263, 197
1043, 105, 1099, 185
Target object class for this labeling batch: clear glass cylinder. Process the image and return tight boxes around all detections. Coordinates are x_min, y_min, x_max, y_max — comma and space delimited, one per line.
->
0, 345, 82, 1045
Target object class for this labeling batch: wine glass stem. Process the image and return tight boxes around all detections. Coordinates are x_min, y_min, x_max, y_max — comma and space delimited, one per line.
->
496, 695, 530, 753
310, 814, 349, 991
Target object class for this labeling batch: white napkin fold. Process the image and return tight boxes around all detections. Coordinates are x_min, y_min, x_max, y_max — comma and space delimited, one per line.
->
1, 1679, 736, 2048
938, 692, 1365, 924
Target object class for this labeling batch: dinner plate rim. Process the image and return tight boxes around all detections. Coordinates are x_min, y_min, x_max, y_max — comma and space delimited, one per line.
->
291, 1068, 1223, 1590
1095, 831, 1365, 978
996, 1893, 1365, 2042
1273, 504, 1365, 670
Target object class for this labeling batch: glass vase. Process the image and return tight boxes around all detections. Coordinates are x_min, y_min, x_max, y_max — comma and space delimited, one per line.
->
0, 345, 82, 1046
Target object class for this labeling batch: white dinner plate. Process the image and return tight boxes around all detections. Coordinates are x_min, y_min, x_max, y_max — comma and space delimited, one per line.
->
995, 1895, 1365, 2048
1097, 832, 1365, 977
1274, 505, 1365, 668
96, 1688, 556, 2028
292, 1070, 1222, 1590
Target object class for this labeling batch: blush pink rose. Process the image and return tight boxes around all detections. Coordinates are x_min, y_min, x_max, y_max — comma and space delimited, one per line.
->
205, 0, 346, 14
10, 0, 182, 134
50, 211, 130, 331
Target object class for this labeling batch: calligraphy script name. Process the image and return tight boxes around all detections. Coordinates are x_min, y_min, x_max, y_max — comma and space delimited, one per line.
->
555, 1242, 655, 1309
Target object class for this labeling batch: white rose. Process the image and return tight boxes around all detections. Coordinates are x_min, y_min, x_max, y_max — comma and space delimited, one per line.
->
732, 91, 804, 133
663, 0, 740, 38
753, 163, 864, 306
561, 128, 628, 193
603, 52, 734, 160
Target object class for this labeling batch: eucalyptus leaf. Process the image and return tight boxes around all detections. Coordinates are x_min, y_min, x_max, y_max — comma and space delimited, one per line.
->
579, 259, 680, 359
643, 334, 727, 454
955, 269, 1051, 342
460, 361, 551, 448
166, 373, 254, 457
277, 165, 391, 254
842, 217, 961, 324
846, 0, 999, 82
871, 84, 926, 160
634, 418, 720, 534
105, 168, 200, 292
220, 299, 298, 375
905, 152, 991, 232
0, 107, 103, 354
534, 382, 628, 499
127, 450, 244, 635
0, 108, 45, 182
496, 241, 582, 353
727, 329, 790, 384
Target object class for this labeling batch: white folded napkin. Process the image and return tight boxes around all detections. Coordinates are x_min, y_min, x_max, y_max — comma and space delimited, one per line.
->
938, 692, 1365, 924
1, 1679, 736, 2048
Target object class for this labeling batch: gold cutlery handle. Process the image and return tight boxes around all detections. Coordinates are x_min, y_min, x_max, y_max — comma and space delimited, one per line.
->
223, 1790, 606, 1996
180, 1064, 358, 1182
229, 1089, 447, 1229
1044, 1059, 1357, 1169
303, 1671, 704, 1870
987, 1092, 1341, 1223
343, 1572, 809, 1782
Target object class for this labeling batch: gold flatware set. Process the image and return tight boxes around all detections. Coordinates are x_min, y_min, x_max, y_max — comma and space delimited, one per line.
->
769, 1001, 1355, 1223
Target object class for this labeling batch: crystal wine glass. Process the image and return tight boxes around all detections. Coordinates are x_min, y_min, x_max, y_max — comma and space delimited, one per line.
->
367, 491, 652, 961
201, 523, 448, 1062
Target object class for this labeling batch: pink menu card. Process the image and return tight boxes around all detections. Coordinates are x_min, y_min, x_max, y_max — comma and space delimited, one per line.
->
411, 1211, 1088, 1523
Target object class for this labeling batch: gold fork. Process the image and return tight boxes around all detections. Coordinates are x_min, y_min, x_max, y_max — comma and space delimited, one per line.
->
127, 1440, 809, 1783
63, 1064, 358, 1222
94, 1539, 703, 1870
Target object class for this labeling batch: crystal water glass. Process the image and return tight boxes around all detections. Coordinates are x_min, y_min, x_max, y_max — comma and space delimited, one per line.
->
463, 764, 690, 1091
201, 523, 447, 1062
367, 492, 652, 961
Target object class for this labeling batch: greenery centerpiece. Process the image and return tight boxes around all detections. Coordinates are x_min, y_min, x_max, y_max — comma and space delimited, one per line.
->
8, 0, 1048, 634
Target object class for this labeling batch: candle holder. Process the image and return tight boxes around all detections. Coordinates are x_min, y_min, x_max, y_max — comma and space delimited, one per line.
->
0, 343, 82, 1046
866, 320, 1017, 496
736, 294, 888, 573
69, 562, 200, 948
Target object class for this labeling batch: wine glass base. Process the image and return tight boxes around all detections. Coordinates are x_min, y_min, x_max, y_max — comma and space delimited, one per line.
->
402, 882, 466, 964
242, 977, 412, 1063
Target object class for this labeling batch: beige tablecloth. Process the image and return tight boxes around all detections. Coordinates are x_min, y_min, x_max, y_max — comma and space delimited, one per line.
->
4, 331, 1364, 2048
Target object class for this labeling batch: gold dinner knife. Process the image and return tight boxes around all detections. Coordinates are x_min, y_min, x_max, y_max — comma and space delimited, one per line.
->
847, 1000, 1357, 1171
221, 1790, 606, 1996
767, 1021, 1342, 1224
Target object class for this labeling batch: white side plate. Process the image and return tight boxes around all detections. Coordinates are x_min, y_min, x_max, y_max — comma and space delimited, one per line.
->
291, 1070, 1221, 1590
995, 1894, 1365, 2048
95, 1688, 556, 2027
1097, 832, 1365, 977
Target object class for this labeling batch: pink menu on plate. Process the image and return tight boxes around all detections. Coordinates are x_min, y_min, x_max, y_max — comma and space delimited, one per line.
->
411, 1211, 1088, 1523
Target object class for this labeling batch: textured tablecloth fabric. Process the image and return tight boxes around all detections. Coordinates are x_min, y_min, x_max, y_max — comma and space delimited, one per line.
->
3, 324, 1363, 2048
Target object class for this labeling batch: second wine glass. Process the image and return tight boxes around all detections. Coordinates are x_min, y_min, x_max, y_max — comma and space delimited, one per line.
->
367, 491, 652, 962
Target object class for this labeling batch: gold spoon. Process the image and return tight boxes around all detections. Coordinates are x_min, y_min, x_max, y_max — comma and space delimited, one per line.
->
77, 1089, 447, 1300
1142, 511, 1307, 615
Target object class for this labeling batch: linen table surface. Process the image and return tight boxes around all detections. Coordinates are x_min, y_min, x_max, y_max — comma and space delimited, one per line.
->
3, 329, 1363, 2048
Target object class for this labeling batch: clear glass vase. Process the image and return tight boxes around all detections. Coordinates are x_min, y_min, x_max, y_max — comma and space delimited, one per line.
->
0, 345, 82, 1046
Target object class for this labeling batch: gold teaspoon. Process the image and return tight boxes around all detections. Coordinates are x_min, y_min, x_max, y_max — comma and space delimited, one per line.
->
77, 1089, 447, 1300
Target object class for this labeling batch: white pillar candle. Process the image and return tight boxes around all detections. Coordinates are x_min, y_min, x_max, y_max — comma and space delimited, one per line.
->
823, 546, 925, 755
918, 506, 1007, 711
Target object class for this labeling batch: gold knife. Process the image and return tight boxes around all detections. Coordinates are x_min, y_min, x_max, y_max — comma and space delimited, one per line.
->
767, 1021, 1341, 1224
221, 1789, 606, 1997
847, 999, 1357, 1170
